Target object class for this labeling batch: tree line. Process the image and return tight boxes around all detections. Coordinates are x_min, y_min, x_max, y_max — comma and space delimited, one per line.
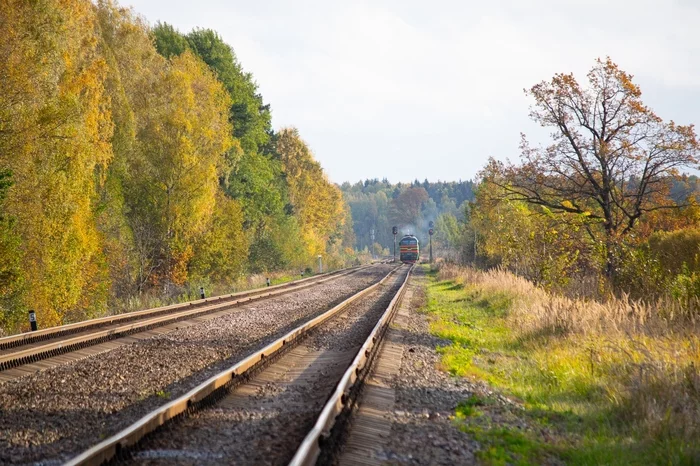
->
0, 0, 354, 333
340, 179, 474, 256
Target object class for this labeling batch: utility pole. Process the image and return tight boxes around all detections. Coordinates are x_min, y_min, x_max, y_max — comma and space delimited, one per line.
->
429, 221, 434, 263
370, 227, 375, 259
392, 226, 398, 262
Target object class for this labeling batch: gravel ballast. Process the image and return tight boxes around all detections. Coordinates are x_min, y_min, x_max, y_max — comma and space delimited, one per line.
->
124, 268, 409, 466
0, 265, 395, 465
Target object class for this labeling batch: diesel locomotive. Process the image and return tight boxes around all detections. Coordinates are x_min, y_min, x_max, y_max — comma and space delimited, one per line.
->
399, 235, 419, 263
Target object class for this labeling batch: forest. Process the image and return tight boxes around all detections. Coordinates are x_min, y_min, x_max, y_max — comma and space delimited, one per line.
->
341, 179, 475, 255
0, 0, 355, 334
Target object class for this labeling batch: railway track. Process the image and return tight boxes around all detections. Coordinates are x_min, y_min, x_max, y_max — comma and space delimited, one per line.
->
65, 264, 412, 466
0, 264, 397, 465
0, 264, 377, 382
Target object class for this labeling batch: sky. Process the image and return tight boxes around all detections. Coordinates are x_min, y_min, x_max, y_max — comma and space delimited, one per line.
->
124, 0, 700, 184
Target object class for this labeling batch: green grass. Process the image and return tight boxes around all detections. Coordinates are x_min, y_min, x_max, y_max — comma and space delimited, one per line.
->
463, 425, 551, 466
155, 389, 170, 399
423, 267, 699, 465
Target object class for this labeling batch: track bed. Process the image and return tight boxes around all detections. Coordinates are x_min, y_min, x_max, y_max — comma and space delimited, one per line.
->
0, 265, 395, 465
122, 268, 407, 466
0, 266, 372, 380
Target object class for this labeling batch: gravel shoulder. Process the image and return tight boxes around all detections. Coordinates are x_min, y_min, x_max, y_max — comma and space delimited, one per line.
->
0, 265, 395, 465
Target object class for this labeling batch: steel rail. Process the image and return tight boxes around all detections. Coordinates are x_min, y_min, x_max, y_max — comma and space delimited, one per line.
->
0, 264, 377, 372
65, 264, 403, 466
0, 265, 373, 352
288, 264, 413, 466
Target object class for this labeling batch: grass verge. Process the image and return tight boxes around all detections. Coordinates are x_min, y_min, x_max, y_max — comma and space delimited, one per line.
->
424, 265, 700, 465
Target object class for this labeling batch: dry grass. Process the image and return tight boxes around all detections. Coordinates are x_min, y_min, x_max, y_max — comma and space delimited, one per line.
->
101, 270, 309, 319
436, 263, 700, 456
438, 264, 700, 336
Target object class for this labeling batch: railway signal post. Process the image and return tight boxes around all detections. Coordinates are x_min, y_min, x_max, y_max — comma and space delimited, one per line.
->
392, 226, 398, 262
429, 221, 434, 263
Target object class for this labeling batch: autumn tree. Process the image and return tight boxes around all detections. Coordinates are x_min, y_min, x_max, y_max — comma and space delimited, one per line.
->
131, 51, 233, 285
96, 1, 176, 291
183, 29, 292, 269
390, 187, 429, 231
489, 58, 700, 276
151, 24, 294, 271
0, 0, 113, 327
94, 0, 156, 298
468, 180, 594, 287
277, 127, 346, 259
0, 170, 22, 331
96, 6, 238, 288
189, 191, 248, 282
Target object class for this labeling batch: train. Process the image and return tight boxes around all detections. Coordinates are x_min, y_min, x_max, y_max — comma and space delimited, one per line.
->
399, 235, 419, 264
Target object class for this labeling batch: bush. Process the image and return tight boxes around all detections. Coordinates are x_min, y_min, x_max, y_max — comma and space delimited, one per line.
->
669, 267, 700, 301
648, 228, 700, 275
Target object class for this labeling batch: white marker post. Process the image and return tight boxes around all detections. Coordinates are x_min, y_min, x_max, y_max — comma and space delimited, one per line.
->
28, 310, 38, 331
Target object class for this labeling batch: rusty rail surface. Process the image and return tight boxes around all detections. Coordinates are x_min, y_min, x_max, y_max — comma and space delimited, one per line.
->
0, 264, 378, 372
65, 264, 403, 466
289, 264, 413, 466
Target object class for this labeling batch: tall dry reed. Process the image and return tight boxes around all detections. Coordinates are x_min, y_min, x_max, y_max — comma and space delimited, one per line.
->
438, 263, 700, 336
437, 263, 700, 443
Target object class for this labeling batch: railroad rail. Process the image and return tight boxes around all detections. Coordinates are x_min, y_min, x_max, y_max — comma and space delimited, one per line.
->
290, 265, 412, 465
0, 264, 377, 376
65, 264, 412, 466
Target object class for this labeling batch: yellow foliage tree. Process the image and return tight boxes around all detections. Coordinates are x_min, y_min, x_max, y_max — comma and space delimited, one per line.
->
94, 3, 235, 289
95, 0, 172, 293
470, 180, 592, 288
0, 0, 113, 327
190, 192, 248, 282
276, 128, 345, 261
130, 51, 233, 285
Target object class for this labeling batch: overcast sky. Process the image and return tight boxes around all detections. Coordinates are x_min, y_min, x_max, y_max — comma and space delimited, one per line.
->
125, 0, 700, 183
